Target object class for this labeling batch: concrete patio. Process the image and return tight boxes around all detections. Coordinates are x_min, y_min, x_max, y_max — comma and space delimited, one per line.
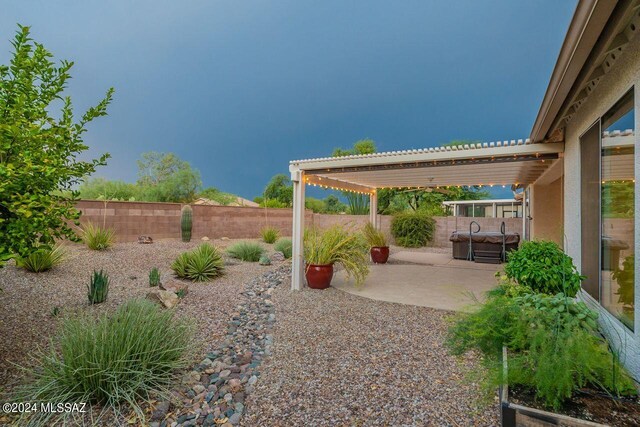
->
331, 251, 501, 311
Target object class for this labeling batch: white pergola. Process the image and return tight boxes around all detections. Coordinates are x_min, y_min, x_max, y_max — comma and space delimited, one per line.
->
288, 139, 565, 290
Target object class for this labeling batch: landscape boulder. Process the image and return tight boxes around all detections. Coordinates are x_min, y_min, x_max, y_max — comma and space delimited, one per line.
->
146, 290, 180, 309
160, 280, 189, 297
138, 235, 153, 244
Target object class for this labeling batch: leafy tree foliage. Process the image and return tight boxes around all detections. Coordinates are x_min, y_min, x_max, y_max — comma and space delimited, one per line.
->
331, 139, 376, 214
0, 25, 113, 265
197, 187, 237, 206
263, 174, 293, 207
136, 152, 201, 202
78, 178, 138, 201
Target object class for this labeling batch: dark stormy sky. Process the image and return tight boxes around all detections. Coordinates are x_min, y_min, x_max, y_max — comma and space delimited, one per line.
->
1, 1, 577, 199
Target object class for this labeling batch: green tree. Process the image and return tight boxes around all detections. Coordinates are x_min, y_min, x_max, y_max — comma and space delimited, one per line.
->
136, 152, 201, 202
198, 187, 237, 206
79, 178, 139, 201
263, 174, 293, 207
331, 139, 376, 215
323, 194, 346, 213
0, 26, 113, 265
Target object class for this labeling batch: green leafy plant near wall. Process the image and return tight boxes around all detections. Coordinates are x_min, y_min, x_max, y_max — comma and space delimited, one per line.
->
390, 212, 435, 247
16, 244, 65, 273
81, 222, 115, 250
260, 226, 280, 244
503, 240, 584, 297
274, 238, 292, 259
87, 270, 109, 304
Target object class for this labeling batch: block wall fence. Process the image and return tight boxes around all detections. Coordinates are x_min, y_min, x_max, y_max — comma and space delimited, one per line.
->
75, 200, 522, 247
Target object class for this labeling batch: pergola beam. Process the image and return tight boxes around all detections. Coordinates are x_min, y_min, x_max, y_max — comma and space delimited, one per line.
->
305, 174, 375, 194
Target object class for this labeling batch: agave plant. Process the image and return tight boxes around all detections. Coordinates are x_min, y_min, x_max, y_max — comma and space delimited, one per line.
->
16, 244, 66, 272
171, 243, 225, 282
88, 270, 110, 304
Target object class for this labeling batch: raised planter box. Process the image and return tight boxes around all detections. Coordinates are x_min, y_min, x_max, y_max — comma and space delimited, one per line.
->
499, 348, 607, 427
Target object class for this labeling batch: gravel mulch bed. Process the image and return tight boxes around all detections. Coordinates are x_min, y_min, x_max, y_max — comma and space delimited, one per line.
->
242, 281, 498, 426
0, 238, 277, 394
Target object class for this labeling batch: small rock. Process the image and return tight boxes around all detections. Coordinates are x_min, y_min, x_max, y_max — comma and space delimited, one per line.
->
161, 280, 189, 296
201, 236, 210, 241
247, 375, 258, 385
138, 235, 153, 244
151, 401, 170, 421
219, 369, 231, 379
228, 413, 241, 425
146, 290, 180, 309
270, 251, 285, 262
224, 393, 233, 402
228, 378, 242, 393
221, 237, 230, 241
193, 384, 205, 394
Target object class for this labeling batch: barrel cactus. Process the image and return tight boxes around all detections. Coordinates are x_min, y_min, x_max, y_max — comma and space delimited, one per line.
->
181, 205, 193, 242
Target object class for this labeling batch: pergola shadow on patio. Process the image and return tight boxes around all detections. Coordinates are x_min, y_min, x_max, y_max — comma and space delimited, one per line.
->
288, 138, 564, 292
332, 250, 501, 311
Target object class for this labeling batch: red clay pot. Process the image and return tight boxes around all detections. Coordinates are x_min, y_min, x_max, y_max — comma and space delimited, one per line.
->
370, 246, 390, 264
305, 264, 334, 289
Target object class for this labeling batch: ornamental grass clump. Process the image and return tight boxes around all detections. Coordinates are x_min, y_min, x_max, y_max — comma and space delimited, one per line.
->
304, 225, 369, 286
274, 238, 292, 259
226, 241, 266, 262
87, 269, 109, 304
171, 243, 224, 282
16, 244, 65, 272
362, 222, 387, 247
260, 226, 280, 244
81, 222, 115, 250
504, 240, 584, 297
149, 267, 161, 287
14, 299, 194, 425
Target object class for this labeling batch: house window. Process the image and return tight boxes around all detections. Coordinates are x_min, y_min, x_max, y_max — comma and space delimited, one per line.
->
601, 89, 635, 330
580, 88, 635, 330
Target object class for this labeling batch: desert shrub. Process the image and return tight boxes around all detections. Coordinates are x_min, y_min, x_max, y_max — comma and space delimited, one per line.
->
274, 238, 292, 259
504, 240, 583, 297
149, 267, 161, 287
362, 222, 387, 247
260, 226, 280, 244
226, 241, 266, 262
390, 212, 435, 247
304, 225, 369, 286
171, 243, 224, 282
16, 244, 65, 272
81, 222, 115, 250
14, 299, 194, 424
87, 270, 109, 304
448, 291, 637, 409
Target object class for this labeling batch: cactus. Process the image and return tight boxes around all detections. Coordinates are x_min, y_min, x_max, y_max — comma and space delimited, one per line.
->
88, 269, 110, 304
181, 205, 193, 242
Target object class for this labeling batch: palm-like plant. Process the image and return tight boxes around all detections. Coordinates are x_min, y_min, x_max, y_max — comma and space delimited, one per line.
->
362, 223, 387, 247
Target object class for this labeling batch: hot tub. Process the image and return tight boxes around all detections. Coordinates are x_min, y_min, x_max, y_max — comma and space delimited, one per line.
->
449, 231, 520, 260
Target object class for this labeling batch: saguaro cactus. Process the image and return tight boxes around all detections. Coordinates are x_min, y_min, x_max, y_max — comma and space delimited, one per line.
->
181, 205, 193, 242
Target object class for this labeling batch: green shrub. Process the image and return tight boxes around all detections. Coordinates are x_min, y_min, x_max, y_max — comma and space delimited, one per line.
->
504, 240, 584, 297
274, 238, 292, 259
87, 270, 109, 304
81, 222, 115, 250
226, 241, 266, 262
149, 267, 161, 287
260, 226, 280, 244
448, 291, 637, 409
15, 299, 194, 424
171, 243, 224, 282
390, 212, 435, 247
16, 244, 65, 272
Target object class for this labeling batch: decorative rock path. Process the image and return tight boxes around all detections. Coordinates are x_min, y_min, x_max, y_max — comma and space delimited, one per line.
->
151, 265, 289, 427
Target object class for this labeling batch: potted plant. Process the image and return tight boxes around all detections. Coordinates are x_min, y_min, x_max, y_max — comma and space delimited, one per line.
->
363, 222, 389, 264
304, 225, 369, 289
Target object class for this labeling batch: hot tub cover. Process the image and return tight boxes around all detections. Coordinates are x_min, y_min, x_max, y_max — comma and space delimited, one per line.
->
449, 231, 520, 244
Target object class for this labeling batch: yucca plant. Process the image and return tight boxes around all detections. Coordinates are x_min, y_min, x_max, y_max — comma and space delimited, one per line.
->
171, 243, 225, 282
304, 225, 369, 286
14, 299, 194, 425
87, 270, 109, 304
274, 238, 292, 259
81, 222, 115, 250
226, 241, 266, 262
362, 222, 387, 247
149, 267, 161, 287
260, 226, 280, 244
16, 244, 66, 272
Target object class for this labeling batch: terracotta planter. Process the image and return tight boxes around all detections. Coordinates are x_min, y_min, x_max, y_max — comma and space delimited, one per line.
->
305, 263, 334, 289
370, 246, 390, 264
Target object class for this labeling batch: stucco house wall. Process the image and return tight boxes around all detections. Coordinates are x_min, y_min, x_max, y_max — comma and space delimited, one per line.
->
561, 30, 640, 379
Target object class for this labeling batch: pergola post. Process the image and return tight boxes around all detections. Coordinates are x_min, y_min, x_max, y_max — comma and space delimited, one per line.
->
369, 189, 378, 229
291, 168, 305, 291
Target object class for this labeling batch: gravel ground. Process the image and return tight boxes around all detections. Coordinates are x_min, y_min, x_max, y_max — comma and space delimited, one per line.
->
242, 282, 498, 427
0, 238, 278, 393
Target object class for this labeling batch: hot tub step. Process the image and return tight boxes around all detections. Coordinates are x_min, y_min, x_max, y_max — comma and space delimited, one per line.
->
473, 250, 502, 264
